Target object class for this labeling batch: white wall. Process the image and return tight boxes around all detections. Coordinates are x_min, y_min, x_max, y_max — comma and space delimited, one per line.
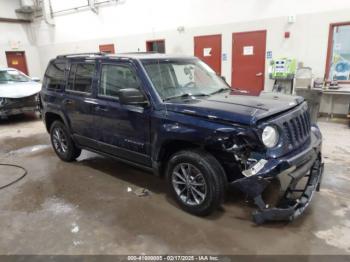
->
0, 0, 42, 77
3, 0, 350, 114
32, 2, 350, 86
35, 0, 350, 45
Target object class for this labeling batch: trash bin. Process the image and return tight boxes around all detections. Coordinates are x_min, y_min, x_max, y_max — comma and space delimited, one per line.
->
295, 88, 322, 124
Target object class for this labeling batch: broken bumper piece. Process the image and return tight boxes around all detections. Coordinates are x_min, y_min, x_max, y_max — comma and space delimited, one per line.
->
0, 94, 39, 117
232, 131, 324, 224
0, 106, 38, 117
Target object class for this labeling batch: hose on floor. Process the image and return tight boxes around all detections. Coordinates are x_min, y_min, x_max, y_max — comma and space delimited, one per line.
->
0, 163, 27, 190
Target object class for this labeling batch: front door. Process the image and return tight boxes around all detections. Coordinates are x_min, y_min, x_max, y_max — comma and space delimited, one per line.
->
93, 61, 151, 166
6, 51, 29, 75
194, 34, 222, 75
231, 30, 266, 95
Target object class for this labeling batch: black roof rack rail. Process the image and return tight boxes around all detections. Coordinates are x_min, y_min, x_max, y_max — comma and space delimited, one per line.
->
119, 51, 160, 54
56, 52, 108, 58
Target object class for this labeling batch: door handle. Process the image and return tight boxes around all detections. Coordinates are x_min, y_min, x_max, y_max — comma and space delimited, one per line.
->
63, 99, 73, 105
95, 106, 108, 112
256, 72, 263, 77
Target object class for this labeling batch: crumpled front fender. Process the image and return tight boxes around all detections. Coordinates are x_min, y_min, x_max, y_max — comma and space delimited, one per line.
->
231, 126, 324, 224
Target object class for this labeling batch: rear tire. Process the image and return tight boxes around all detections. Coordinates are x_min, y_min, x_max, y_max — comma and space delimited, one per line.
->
166, 149, 226, 216
50, 120, 81, 162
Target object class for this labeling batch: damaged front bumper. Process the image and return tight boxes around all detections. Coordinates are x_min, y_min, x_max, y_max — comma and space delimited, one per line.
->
231, 126, 324, 224
0, 106, 38, 117
0, 94, 39, 117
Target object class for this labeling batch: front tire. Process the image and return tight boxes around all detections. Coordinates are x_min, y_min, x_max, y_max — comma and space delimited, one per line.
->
50, 120, 81, 162
166, 149, 226, 216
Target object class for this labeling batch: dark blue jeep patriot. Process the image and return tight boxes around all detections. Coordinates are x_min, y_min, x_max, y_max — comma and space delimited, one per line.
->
40, 52, 324, 224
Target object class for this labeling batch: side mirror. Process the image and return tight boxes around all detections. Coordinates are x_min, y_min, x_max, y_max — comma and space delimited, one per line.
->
31, 77, 40, 82
118, 88, 148, 106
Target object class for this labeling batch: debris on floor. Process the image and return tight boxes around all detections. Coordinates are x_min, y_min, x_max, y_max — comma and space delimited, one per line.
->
134, 188, 150, 197
127, 186, 150, 197
71, 223, 79, 234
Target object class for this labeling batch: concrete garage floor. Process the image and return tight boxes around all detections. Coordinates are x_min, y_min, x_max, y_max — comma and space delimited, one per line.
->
0, 114, 349, 255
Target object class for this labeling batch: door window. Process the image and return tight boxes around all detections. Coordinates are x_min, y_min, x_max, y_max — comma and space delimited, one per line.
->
67, 63, 95, 93
99, 64, 140, 98
44, 62, 66, 90
328, 24, 350, 81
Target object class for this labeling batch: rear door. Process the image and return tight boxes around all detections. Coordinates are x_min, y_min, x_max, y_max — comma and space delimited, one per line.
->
194, 34, 222, 75
92, 61, 151, 166
231, 30, 266, 95
64, 61, 98, 148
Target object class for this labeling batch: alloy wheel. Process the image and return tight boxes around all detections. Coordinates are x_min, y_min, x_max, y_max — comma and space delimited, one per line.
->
172, 163, 207, 206
52, 127, 68, 154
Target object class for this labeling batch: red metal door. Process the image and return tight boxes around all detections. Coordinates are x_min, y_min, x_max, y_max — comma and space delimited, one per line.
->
5, 51, 29, 75
146, 40, 165, 53
194, 34, 221, 75
99, 44, 115, 54
231, 31, 266, 95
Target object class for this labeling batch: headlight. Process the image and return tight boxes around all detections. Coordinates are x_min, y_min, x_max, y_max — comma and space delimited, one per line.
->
262, 126, 279, 148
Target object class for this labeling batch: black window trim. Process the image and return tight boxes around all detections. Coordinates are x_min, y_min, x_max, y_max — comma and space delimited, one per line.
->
65, 62, 95, 95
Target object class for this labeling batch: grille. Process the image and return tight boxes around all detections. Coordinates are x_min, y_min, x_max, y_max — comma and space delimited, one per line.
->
262, 102, 312, 158
282, 109, 311, 150
6, 94, 38, 109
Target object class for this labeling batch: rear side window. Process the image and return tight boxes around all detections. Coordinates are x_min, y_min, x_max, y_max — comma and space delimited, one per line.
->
67, 63, 95, 93
44, 62, 65, 90
99, 64, 139, 98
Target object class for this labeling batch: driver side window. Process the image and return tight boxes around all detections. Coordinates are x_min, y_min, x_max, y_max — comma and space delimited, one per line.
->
99, 64, 140, 98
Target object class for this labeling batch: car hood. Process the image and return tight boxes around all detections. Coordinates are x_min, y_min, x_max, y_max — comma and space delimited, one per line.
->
165, 91, 304, 126
0, 81, 41, 98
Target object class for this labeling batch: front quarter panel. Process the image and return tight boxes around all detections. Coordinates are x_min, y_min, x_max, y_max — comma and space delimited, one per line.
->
151, 109, 258, 163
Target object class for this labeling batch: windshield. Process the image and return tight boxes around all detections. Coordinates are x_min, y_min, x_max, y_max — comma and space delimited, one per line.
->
142, 59, 230, 100
0, 69, 30, 82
